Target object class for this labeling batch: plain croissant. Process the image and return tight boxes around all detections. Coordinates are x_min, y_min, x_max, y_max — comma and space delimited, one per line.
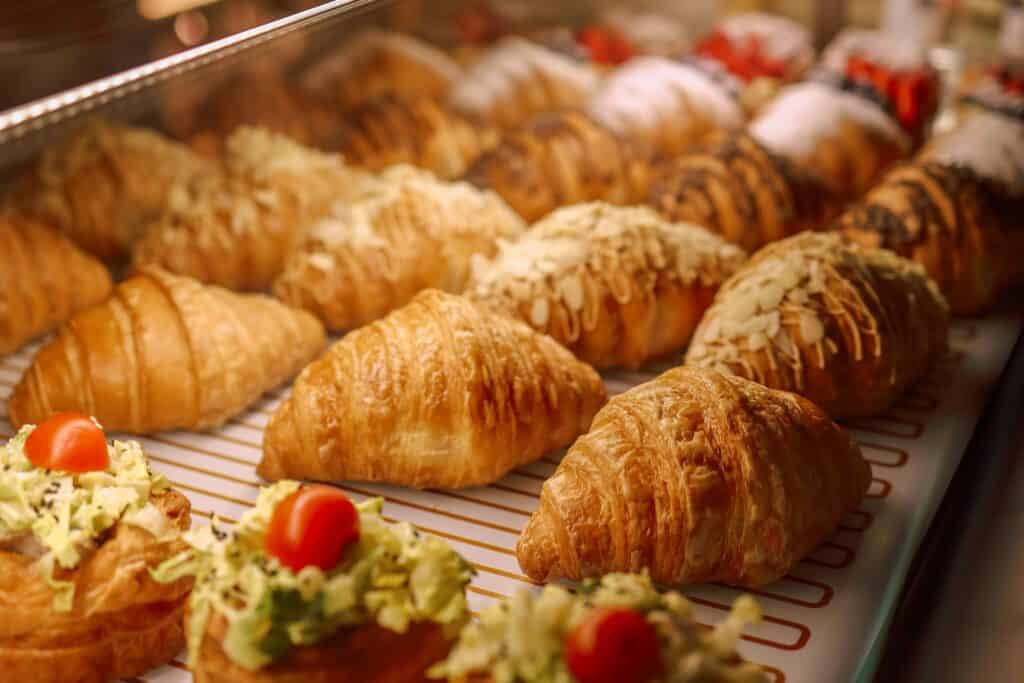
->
337, 95, 499, 179
8, 267, 326, 434
273, 166, 526, 331
836, 161, 1024, 315
465, 202, 746, 369
259, 289, 607, 489
464, 110, 653, 223
449, 36, 599, 130
749, 81, 912, 198
647, 134, 840, 251
685, 232, 949, 419
132, 127, 374, 291
517, 366, 871, 586
8, 119, 212, 262
0, 214, 113, 356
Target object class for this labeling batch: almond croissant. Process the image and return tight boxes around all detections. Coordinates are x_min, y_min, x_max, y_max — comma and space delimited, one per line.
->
685, 232, 949, 419
132, 127, 374, 291
301, 29, 461, 110
836, 161, 1024, 315
259, 289, 607, 489
337, 95, 499, 179
464, 110, 652, 223
8, 267, 326, 434
749, 81, 912, 198
647, 134, 840, 251
465, 202, 746, 370
586, 56, 745, 159
0, 214, 112, 356
449, 36, 599, 130
8, 119, 212, 262
516, 366, 871, 586
273, 166, 526, 332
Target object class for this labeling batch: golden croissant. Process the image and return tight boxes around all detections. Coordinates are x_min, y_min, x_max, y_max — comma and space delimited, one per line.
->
685, 232, 949, 419
449, 36, 599, 130
0, 489, 193, 683
647, 134, 840, 251
517, 366, 871, 586
259, 289, 607, 489
464, 110, 652, 223
0, 214, 112, 356
301, 29, 461, 110
836, 161, 1024, 315
8, 267, 326, 433
586, 56, 745, 159
337, 95, 499, 179
919, 106, 1024, 198
273, 166, 526, 332
8, 119, 212, 262
466, 202, 746, 370
749, 81, 912, 198
132, 126, 374, 291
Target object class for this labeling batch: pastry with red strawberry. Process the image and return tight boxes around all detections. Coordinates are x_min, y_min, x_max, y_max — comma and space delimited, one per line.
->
430, 573, 765, 683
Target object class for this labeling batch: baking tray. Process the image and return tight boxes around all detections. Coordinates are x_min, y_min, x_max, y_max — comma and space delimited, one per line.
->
0, 315, 1018, 683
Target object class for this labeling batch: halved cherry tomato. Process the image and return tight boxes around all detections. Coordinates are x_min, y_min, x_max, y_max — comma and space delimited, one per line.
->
265, 485, 360, 572
566, 607, 663, 683
25, 412, 109, 473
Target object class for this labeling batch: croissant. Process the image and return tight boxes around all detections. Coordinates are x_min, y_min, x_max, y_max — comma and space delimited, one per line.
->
1, 489, 193, 683
463, 110, 652, 223
337, 96, 499, 179
685, 232, 949, 419
920, 106, 1024, 198
516, 366, 871, 586
836, 161, 1024, 315
647, 134, 840, 251
259, 289, 607, 489
749, 81, 912, 198
301, 29, 461, 110
449, 36, 599, 129
465, 202, 746, 369
585, 56, 745, 159
132, 127, 375, 291
7, 267, 326, 434
8, 119, 212, 262
0, 214, 112, 356
273, 166, 526, 331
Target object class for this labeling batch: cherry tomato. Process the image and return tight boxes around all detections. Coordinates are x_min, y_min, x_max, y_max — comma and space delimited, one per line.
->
25, 412, 109, 473
265, 485, 360, 572
566, 607, 663, 683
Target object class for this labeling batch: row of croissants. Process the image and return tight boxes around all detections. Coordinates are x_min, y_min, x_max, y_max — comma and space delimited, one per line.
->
1, 12, 1023, 598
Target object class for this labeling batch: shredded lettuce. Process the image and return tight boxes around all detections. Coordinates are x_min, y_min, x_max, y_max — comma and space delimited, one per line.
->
0, 424, 170, 611
430, 573, 767, 683
153, 481, 474, 671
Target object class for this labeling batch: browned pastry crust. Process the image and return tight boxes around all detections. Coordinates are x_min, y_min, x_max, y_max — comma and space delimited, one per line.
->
8, 119, 212, 262
132, 127, 374, 291
0, 489, 193, 683
301, 30, 460, 111
337, 95, 499, 179
463, 110, 653, 223
835, 161, 1024, 315
647, 134, 840, 252
0, 213, 112, 356
273, 167, 525, 332
465, 202, 746, 369
685, 232, 950, 419
259, 289, 607, 489
792, 117, 908, 199
185, 76, 344, 158
8, 267, 326, 434
516, 366, 871, 586
193, 615, 452, 683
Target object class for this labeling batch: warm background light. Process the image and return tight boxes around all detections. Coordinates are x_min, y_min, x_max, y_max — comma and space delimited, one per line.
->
138, 0, 221, 20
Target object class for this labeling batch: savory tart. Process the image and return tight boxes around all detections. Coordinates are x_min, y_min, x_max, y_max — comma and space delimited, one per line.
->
430, 573, 766, 683
154, 481, 474, 682
0, 412, 192, 683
